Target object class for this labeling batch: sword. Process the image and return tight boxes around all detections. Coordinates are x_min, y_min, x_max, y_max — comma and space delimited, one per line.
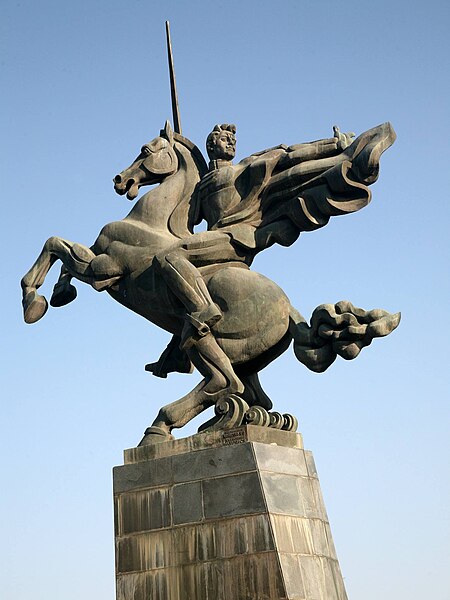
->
165, 21, 182, 135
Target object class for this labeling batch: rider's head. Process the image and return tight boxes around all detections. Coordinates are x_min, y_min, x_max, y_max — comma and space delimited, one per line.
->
206, 124, 236, 161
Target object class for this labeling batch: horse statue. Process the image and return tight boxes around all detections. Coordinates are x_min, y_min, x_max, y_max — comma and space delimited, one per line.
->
21, 121, 400, 444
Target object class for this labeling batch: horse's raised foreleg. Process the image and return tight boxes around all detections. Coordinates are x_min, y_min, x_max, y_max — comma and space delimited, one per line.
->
21, 236, 98, 323
50, 265, 78, 308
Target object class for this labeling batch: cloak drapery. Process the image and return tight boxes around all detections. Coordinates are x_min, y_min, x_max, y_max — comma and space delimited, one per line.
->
208, 122, 396, 252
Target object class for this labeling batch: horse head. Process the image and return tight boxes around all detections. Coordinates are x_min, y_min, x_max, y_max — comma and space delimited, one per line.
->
114, 121, 178, 200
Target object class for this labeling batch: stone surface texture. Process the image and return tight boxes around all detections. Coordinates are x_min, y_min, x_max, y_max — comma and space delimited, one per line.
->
114, 425, 347, 600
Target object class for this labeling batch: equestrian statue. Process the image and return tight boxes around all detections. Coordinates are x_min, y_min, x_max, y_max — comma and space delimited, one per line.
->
21, 28, 399, 445
21, 117, 400, 444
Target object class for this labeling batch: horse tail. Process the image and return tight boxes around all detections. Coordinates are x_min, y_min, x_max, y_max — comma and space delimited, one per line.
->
289, 301, 400, 373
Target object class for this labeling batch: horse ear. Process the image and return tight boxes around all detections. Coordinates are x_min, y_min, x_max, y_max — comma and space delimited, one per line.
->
161, 120, 174, 144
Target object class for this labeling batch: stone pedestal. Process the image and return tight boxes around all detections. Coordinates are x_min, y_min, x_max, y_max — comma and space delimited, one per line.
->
113, 426, 348, 600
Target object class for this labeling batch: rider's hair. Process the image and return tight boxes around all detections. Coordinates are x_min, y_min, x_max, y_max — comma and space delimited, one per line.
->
206, 123, 236, 158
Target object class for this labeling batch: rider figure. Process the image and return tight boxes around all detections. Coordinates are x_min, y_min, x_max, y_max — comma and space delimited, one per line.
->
154, 122, 354, 345
154, 123, 243, 341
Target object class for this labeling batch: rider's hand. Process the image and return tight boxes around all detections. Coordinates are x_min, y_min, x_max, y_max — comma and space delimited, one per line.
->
333, 126, 355, 151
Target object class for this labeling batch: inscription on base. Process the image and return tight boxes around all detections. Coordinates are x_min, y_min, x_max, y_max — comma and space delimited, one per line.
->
223, 428, 247, 446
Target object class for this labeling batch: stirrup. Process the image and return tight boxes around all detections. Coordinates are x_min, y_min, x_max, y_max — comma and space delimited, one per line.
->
186, 306, 222, 336
191, 304, 222, 330
180, 305, 222, 349
185, 313, 211, 337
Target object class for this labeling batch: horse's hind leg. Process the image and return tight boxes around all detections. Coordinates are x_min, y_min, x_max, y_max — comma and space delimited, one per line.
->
21, 236, 97, 323
239, 372, 273, 410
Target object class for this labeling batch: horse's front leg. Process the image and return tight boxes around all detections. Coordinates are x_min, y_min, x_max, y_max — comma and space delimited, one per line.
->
21, 236, 97, 323
49, 265, 78, 308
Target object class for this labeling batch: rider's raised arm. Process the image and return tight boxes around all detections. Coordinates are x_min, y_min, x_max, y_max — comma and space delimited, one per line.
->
277, 126, 355, 170
235, 145, 287, 169
250, 144, 289, 157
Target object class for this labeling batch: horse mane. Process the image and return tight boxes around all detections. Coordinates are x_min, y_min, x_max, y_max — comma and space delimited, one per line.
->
167, 133, 208, 239
173, 132, 208, 178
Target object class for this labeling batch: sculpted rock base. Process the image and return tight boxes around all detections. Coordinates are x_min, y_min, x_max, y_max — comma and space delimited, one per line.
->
114, 426, 348, 600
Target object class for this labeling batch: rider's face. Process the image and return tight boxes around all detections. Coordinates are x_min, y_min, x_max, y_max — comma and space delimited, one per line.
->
210, 131, 236, 160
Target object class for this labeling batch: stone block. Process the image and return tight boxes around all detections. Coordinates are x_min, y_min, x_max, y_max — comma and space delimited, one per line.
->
218, 514, 274, 558
279, 553, 306, 599
324, 522, 338, 560
171, 524, 197, 565
116, 488, 171, 535
177, 563, 206, 600
172, 481, 203, 525
116, 529, 172, 573
330, 559, 348, 600
172, 442, 256, 483
260, 472, 304, 516
270, 514, 314, 555
298, 475, 320, 519
202, 471, 265, 519
116, 570, 173, 600
310, 477, 328, 521
304, 450, 318, 478
310, 518, 330, 557
203, 553, 287, 600
322, 556, 347, 600
253, 442, 308, 477
113, 455, 172, 493
299, 554, 325, 600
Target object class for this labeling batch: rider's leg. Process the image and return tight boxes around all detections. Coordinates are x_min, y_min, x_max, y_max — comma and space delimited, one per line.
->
142, 329, 244, 440
154, 231, 246, 335
157, 249, 222, 334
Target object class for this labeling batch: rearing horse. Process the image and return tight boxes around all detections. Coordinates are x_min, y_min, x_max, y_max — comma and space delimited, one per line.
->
21, 122, 295, 437
21, 121, 400, 444
22, 123, 205, 324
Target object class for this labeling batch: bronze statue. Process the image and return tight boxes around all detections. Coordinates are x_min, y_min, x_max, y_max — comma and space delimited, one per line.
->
21, 23, 399, 444
21, 117, 399, 444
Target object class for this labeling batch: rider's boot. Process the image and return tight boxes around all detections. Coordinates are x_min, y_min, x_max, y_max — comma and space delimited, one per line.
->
181, 326, 243, 395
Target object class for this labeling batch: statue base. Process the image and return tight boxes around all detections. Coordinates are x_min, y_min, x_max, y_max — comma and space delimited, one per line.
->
113, 426, 348, 600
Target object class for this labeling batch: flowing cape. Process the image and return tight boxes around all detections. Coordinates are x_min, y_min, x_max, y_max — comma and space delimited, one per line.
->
209, 122, 396, 251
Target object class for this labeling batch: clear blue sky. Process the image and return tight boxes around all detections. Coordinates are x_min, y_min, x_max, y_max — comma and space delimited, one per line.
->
2, 1, 449, 599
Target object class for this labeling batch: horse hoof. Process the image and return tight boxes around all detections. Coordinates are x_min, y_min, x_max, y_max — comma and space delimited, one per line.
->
138, 426, 174, 446
23, 291, 48, 324
50, 282, 77, 307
